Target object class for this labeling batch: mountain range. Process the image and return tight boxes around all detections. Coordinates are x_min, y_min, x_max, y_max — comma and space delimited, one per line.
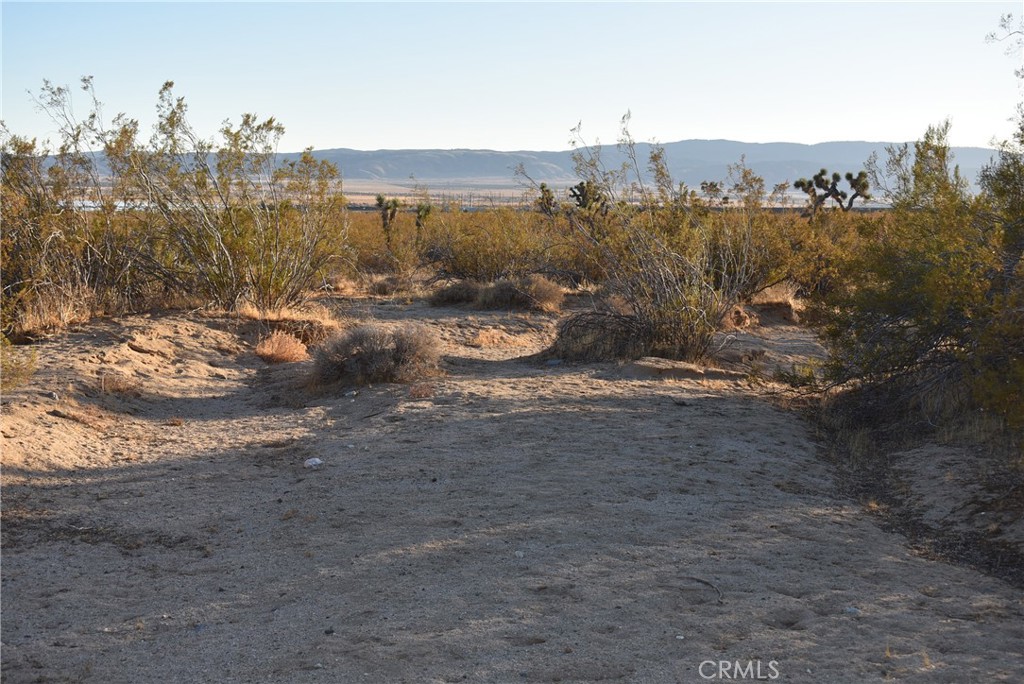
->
291, 139, 999, 193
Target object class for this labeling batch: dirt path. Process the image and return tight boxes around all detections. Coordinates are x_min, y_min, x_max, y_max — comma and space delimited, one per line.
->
2, 306, 1022, 683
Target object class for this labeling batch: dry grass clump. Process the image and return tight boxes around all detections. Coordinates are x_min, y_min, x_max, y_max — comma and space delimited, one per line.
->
476, 275, 564, 313
255, 330, 309, 364
429, 280, 484, 306
551, 311, 646, 362
235, 302, 342, 346
311, 323, 441, 386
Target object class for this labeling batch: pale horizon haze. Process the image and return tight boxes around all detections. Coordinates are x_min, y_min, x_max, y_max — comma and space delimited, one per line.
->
2, 1, 1021, 153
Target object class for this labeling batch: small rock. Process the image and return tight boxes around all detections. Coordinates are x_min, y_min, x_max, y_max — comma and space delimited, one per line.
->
514, 550, 525, 559
303, 458, 324, 470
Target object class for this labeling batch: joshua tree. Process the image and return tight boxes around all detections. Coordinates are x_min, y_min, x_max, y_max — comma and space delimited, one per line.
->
535, 182, 559, 217
569, 180, 609, 215
376, 194, 400, 249
793, 169, 870, 217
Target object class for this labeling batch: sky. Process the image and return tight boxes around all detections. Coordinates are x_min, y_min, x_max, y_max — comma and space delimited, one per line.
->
2, 1, 1021, 153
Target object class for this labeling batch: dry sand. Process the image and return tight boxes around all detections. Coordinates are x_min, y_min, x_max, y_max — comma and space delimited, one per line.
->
2, 298, 1022, 683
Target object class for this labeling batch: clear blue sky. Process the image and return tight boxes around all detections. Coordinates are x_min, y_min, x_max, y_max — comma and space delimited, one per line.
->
2, 1, 1020, 152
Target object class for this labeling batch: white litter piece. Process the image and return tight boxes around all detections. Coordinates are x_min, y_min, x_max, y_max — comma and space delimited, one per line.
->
304, 457, 324, 470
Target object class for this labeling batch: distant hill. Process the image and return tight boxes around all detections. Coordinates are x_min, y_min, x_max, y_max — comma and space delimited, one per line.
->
293, 140, 998, 193
74, 139, 998, 197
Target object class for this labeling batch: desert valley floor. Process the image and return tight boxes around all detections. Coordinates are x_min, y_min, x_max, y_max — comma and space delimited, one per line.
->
2, 295, 1022, 683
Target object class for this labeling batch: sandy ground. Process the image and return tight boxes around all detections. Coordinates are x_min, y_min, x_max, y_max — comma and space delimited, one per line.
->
2, 298, 1022, 683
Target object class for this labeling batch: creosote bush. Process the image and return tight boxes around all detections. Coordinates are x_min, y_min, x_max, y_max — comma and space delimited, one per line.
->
311, 323, 441, 386
426, 208, 550, 282
810, 117, 1024, 444
1, 77, 348, 338
255, 331, 309, 364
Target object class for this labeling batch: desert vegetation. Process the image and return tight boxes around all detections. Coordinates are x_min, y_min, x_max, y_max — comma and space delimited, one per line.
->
2, 63, 1023, 681
311, 323, 441, 386
2, 79, 1021, 458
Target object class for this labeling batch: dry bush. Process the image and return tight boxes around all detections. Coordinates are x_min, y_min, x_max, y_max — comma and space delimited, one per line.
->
477, 275, 564, 313
8, 283, 96, 341
255, 330, 309, 364
551, 311, 646, 362
235, 302, 342, 346
326, 273, 361, 296
519, 274, 565, 313
429, 280, 483, 306
476, 279, 525, 310
311, 323, 441, 386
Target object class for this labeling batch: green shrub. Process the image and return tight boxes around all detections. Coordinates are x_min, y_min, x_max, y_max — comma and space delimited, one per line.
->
426, 208, 548, 282
2, 78, 349, 334
814, 118, 1023, 439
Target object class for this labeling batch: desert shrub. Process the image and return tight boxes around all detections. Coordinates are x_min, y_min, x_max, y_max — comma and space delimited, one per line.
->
311, 323, 441, 386
551, 311, 646, 361
363, 274, 413, 297
1, 110, 162, 336
426, 208, 549, 282
814, 119, 1024, 437
784, 209, 881, 296
476, 275, 564, 313
2, 78, 349, 335
550, 121, 766, 362
345, 212, 389, 273
125, 86, 349, 310
391, 325, 442, 378
429, 280, 484, 306
255, 330, 309, 364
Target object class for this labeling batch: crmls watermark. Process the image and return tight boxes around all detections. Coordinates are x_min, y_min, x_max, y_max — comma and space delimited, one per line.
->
698, 660, 780, 680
